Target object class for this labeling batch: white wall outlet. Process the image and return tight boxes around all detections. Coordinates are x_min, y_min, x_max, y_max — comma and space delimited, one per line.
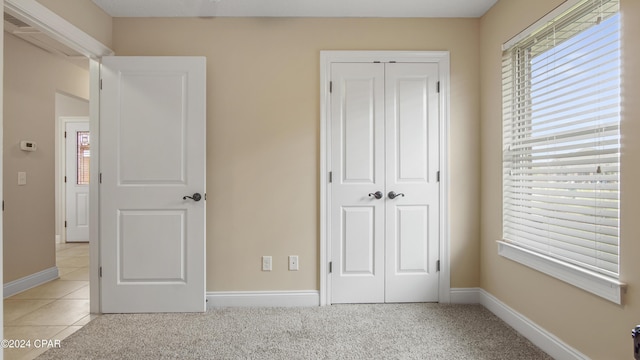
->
17, 171, 27, 185
289, 255, 299, 271
262, 256, 272, 271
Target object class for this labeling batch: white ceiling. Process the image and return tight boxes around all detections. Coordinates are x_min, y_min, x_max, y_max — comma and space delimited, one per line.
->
91, 0, 498, 18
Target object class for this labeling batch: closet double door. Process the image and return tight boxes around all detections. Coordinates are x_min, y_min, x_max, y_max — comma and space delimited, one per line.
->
330, 62, 440, 304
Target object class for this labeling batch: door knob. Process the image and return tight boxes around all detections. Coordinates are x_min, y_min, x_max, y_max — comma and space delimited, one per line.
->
368, 191, 383, 199
183, 193, 202, 201
388, 191, 405, 199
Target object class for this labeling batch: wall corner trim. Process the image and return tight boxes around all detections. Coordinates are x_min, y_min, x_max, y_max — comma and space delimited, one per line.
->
207, 290, 320, 308
3, 267, 59, 298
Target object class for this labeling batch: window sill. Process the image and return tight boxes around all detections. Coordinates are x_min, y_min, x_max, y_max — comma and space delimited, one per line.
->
497, 241, 626, 305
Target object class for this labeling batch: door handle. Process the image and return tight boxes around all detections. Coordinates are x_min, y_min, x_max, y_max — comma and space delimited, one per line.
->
388, 191, 405, 199
183, 193, 202, 201
368, 191, 383, 199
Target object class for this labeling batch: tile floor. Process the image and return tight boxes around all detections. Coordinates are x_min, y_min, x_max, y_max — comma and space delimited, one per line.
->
3, 242, 97, 360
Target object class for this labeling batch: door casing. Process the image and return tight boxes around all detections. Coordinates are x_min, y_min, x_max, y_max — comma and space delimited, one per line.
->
320, 50, 451, 306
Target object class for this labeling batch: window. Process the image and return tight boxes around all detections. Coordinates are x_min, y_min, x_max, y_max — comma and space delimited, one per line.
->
76, 131, 90, 185
500, 0, 624, 303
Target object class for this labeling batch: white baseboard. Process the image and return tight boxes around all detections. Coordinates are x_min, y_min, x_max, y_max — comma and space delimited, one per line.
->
479, 289, 588, 360
449, 288, 587, 359
4, 267, 59, 298
449, 287, 481, 304
207, 290, 319, 308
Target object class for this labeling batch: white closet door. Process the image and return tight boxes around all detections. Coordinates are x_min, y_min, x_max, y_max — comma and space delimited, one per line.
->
330, 62, 440, 304
384, 63, 440, 303
330, 63, 385, 304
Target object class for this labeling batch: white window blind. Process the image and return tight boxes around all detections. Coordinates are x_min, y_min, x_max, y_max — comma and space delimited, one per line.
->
502, 0, 620, 278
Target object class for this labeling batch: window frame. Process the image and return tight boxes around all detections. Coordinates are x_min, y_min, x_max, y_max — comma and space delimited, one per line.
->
499, 0, 626, 304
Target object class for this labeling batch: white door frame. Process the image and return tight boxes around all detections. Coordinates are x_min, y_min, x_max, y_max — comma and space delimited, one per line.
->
319, 50, 451, 305
5, 0, 114, 313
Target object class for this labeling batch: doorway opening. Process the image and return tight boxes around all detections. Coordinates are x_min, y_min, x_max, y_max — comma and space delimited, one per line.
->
3, 0, 111, 321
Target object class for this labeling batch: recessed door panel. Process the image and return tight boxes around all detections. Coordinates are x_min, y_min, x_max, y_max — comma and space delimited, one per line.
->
342, 79, 377, 183
396, 77, 429, 182
396, 206, 429, 273
342, 207, 375, 275
119, 210, 185, 282
119, 73, 186, 185
75, 193, 89, 227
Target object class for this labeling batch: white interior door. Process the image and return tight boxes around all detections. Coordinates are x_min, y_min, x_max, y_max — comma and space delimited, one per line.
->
384, 63, 440, 302
65, 121, 90, 242
100, 56, 206, 313
330, 63, 386, 303
330, 62, 440, 304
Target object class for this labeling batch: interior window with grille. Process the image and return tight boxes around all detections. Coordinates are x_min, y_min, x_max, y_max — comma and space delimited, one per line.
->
500, 0, 623, 302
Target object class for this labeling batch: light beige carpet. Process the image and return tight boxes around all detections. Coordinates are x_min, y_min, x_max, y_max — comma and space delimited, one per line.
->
37, 304, 553, 359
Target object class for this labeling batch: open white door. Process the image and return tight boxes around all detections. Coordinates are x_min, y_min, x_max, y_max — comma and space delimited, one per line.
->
65, 121, 90, 242
100, 56, 206, 313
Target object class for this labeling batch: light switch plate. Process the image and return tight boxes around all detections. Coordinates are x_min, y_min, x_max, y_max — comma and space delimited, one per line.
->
289, 255, 299, 271
18, 172, 27, 185
262, 256, 272, 271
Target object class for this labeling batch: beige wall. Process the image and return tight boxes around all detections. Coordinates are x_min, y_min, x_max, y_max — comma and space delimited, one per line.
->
480, 0, 640, 358
3, 33, 89, 282
36, 0, 113, 48
112, 17, 482, 291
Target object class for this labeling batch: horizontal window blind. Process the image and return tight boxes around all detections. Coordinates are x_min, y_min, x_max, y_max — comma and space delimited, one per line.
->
502, 0, 620, 278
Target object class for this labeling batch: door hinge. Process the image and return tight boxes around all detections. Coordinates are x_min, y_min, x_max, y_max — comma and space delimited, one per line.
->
329, 261, 333, 273
329, 171, 333, 183
64, 220, 67, 228
437, 171, 440, 182
437, 81, 440, 93
436, 260, 440, 272
99, 173, 102, 183
99, 267, 102, 278
2, 200, 4, 211
64, 176, 67, 183
329, 81, 333, 93
64, 131, 67, 138
100, 79, 103, 90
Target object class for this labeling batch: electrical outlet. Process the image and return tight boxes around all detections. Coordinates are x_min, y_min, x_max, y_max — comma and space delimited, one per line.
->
289, 255, 299, 271
262, 256, 272, 271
